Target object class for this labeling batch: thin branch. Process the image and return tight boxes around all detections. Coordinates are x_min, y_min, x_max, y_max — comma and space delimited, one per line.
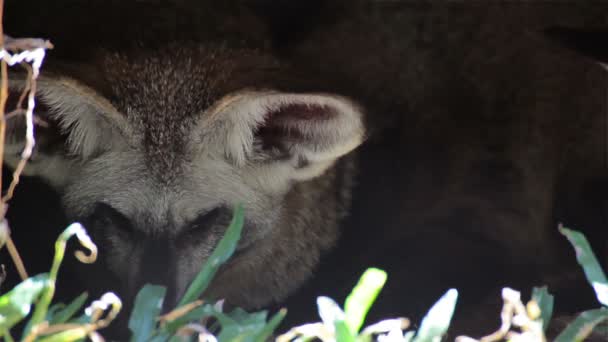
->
3, 35, 53, 51
0, 42, 49, 203
16, 62, 32, 109
0, 0, 53, 282
0, 0, 7, 200
5, 229, 28, 279
0, 211, 27, 279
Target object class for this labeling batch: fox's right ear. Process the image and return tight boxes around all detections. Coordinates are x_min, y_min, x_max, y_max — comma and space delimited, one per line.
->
543, 26, 608, 68
4, 72, 129, 189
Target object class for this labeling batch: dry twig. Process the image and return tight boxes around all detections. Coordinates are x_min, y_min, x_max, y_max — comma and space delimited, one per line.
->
456, 288, 546, 342
0, 0, 53, 281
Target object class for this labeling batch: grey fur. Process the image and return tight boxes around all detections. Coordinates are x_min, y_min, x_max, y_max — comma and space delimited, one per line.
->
5, 44, 364, 309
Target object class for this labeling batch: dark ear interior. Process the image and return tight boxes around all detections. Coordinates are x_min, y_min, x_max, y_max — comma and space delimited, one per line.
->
254, 102, 337, 158
543, 26, 608, 64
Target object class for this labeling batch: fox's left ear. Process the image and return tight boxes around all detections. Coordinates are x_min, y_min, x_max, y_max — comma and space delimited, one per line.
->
210, 91, 365, 181
4, 72, 129, 189
543, 26, 608, 68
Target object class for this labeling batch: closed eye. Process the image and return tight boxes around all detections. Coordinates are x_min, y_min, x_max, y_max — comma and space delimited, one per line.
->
183, 207, 225, 235
88, 202, 134, 236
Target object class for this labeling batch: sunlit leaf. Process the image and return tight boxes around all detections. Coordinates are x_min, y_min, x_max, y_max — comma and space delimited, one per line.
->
593, 282, 608, 307
559, 226, 608, 306
317, 296, 355, 341
344, 268, 387, 334
412, 289, 458, 342
531, 286, 554, 331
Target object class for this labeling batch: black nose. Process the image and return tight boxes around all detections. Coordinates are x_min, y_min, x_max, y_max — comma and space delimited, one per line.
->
161, 286, 181, 313
130, 238, 179, 313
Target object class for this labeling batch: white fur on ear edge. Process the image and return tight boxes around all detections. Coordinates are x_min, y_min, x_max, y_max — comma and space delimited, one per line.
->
209, 91, 365, 167
37, 77, 131, 159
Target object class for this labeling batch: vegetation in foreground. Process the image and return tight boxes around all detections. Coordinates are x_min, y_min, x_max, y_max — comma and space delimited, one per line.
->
1, 204, 607, 341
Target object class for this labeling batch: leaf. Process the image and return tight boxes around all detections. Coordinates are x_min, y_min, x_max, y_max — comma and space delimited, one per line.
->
206, 310, 241, 341
48, 292, 88, 324
148, 332, 172, 342
228, 307, 268, 324
129, 284, 166, 342
163, 304, 279, 342
317, 296, 346, 328
45, 303, 66, 321
335, 319, 356, 342
593, 282, 608, 307
317, 296, 354, 342
255, 308, 287, 342
162, 304, 213, 335
344, 268, 387, 335
216, 307, 270, 342
531, 286, 554, 331
359, 318, 409, 341
35, 328, 88, 342
403, 331, 415, 342
412, 289, 458, 342
0, 274, 49, 335
559, 226, 608, 305
177, 204, 245, 307
554, 308, 608, 342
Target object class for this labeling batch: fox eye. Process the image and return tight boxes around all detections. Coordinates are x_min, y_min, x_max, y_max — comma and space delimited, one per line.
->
188, 207, 223, 232
88, 202, 134, 236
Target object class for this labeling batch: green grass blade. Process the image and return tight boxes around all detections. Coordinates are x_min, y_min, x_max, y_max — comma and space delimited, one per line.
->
412, 289, 458, 342
335, 319, 356, 342
554, 308, 608, 342
0, 274, 48, 335
344, 268, 387, 335
128, 284, 166, 342
177, 204, 245, 307
35, 328, 88, 342
255, 308, 287, 342
49, 292, 88, 324
559, 226, 608, 306
531, 286, 554, 331
45, 303, 66, 321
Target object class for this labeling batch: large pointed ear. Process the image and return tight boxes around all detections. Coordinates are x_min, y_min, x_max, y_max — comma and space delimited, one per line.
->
210, 91, 365, 181
4, 72, 129, 188
543, 26, 608, 68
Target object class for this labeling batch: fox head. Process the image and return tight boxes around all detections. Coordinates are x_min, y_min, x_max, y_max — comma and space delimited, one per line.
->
5, 43, 365, 310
